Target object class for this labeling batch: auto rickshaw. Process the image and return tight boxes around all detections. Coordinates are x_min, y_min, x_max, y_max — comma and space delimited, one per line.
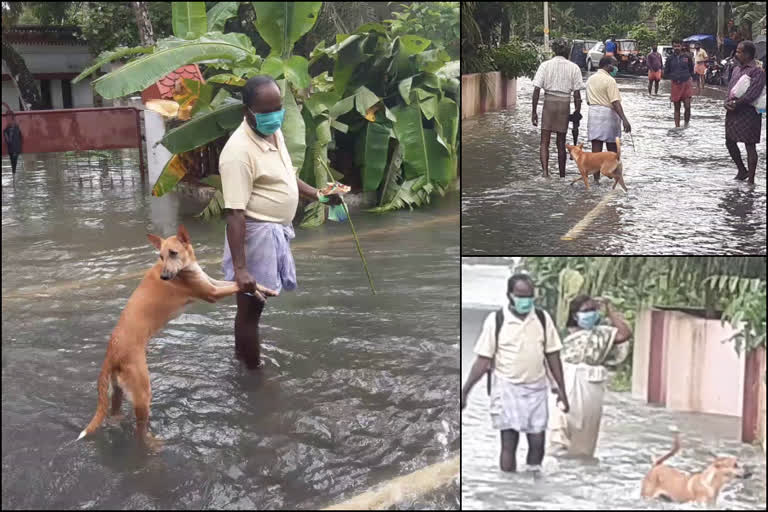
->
615, 39, 639, 73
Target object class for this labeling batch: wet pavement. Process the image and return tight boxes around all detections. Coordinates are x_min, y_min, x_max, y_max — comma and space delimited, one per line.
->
462, 75, 767, 255
2, 151, 459, 509
461, 263, 767, 510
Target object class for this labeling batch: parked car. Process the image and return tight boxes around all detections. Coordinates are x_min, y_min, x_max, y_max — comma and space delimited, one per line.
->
658, 44, 674, 68
585, 41, 605, 71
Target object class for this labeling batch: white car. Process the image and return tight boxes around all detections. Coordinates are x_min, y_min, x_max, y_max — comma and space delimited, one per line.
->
585, 41, 605, 71
657, 44, 674, 68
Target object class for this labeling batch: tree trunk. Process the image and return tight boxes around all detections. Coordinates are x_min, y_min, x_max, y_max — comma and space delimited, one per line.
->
131, 2, 155, 46
1, 38, 43, 111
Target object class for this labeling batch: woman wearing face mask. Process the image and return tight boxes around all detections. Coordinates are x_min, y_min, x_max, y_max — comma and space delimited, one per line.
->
546, 294, 632, 458
583, 56, 632, 184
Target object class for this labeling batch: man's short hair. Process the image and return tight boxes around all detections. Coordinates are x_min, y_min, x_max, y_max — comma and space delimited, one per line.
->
507, 273, 535, 293
242, 75, 278, 107
551, 38, 570, 58
672, 39, 682, 45
740, 40, 756, 59
599, 56, 617, 68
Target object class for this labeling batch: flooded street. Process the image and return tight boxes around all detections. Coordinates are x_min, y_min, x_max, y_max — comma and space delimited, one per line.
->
461, 263, 767, 510
462, 75, 767, 255
2, 152, 459, 509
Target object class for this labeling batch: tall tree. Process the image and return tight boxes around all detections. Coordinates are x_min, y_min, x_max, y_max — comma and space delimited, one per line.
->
1, 2, 44, 110
131, 1, 155, 46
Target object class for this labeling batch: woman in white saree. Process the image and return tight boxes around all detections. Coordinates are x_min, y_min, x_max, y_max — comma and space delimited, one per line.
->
547, 295, 632, 457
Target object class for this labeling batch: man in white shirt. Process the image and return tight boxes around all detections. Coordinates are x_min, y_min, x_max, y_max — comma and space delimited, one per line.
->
462, 274, 569, 472
532, 38, 585, 178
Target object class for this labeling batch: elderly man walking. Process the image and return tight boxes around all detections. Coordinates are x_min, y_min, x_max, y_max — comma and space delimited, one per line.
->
584, 56, 632, 183
531, 38, 585, 178
724, 41, 765, 184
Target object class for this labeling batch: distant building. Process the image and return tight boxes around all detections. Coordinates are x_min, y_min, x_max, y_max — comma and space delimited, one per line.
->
1, 25, 110, 110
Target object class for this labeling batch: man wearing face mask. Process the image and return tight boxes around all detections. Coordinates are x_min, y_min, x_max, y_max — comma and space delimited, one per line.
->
583, 56, 631, 184
546, 295, 632, 458
461, 274, 568, 473
663, 40, 695, 127
219, 75, 344, 369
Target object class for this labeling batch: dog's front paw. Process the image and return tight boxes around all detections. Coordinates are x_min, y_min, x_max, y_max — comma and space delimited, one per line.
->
257, 284, 279, 297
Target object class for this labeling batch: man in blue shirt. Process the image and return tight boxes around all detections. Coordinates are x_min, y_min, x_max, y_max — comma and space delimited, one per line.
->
605, 36, 617, 57
663, 39, 695, 127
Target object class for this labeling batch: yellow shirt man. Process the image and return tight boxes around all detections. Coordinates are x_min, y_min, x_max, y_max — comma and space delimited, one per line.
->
473, 306, 563, 384
586, 69, 621, 107
219, 120, 299, 225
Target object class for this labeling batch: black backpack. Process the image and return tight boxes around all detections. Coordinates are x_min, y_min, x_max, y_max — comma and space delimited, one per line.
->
486, 307, 549, 396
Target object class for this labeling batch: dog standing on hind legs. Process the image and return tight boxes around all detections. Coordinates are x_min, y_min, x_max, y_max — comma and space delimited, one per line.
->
78, 225, 278, 450
566, 136, 628, 192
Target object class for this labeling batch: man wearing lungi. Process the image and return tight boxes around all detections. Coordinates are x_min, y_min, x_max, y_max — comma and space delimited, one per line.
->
532, 38, 585, 178
664, 40, 695, 127
584, 56, 632, 184
219, 75, 344, 369
646, 44, 663, 95
724, 41, 765, 184
462, 274, 569, 472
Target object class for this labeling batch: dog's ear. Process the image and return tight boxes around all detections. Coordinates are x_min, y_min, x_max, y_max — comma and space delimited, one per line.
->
578, 143, 584, 150
147, 233, 163, 250
177, 225, 191, 245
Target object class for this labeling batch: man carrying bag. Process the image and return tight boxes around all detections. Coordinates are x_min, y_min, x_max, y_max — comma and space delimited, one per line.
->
461, 274, 569, 472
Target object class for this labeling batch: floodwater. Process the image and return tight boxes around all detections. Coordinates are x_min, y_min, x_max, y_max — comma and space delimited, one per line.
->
462, 75, 767, 254
1, 151, 460, 509
461, 263, 767, 510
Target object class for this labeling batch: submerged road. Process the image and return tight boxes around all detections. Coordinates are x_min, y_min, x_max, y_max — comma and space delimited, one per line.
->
462, 75, 766, 255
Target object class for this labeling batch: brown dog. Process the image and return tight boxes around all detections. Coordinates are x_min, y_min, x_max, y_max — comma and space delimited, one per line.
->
78, 225, 278, 450
641, 433, 752, 505
565, 136, 627, 192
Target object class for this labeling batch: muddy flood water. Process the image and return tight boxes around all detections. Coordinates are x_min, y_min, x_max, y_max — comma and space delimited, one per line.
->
461, 263, 767, 511
462, 75, 767, 255
2, 151, 459, 509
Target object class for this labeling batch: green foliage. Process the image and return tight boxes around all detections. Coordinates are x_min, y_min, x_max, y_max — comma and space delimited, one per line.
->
628, 25, 658, 55
656, 2, 698, 42
490, 38, 543, 80
385, 2, 460, 59
523, 257, 767, 357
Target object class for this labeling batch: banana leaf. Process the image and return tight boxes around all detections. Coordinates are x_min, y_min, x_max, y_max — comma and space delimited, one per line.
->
357, 122, 391, 191
416, 49, 451, 73
261, 55, 311, 89
172, 2, 207, 39
354, 86, 381, 118
332, 36, 367, 96
161, 102, 243, 154
399, 35, 432, 55
196, 190, 226, 220
251, 2, 322, 58
299, 200, 325, 228
368, 175, 445, 213
379, 141, 403, 206
391, 103, 428, 180
206, 73, 246, 86
92, 33, 254, 99
152, 153, 189, 197
277, 80, 306, 175
423, 128, 454, 185
207, 2, 239, 32
71, 45, 154, 84
434, 97, 458, 154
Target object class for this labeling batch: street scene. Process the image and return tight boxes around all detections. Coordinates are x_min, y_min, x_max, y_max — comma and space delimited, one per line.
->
462, 2, 766, 255
462, 257, 767, 510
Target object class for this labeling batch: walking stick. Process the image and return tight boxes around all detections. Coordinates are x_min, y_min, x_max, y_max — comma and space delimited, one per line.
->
318, 159, 376, 295
629, 131, 637, 153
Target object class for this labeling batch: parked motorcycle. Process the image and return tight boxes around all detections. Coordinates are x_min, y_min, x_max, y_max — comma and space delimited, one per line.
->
722, 56, 736, 86
705, 58, 723, 85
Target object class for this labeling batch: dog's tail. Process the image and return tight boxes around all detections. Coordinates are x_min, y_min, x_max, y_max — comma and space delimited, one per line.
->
651, 433, 681, 467
78, 359, 112, 440
615, 136, 621, 161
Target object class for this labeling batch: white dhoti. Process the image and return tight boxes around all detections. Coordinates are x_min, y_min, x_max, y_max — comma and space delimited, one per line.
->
546, 362, 606, 457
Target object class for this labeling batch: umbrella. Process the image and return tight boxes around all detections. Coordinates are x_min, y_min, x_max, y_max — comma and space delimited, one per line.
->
568, 111, 583, 145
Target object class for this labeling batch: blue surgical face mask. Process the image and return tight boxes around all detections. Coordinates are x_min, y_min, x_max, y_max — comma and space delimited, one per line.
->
509, 295, 534, 314
249, 107, 285, 136
576, 310, 600, 329
610, 66, 618, 77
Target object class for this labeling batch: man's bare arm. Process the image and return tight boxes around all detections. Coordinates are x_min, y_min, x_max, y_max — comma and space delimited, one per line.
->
225, 209, 248, 272
461, 356, 491, 408
296, 176, 318, 201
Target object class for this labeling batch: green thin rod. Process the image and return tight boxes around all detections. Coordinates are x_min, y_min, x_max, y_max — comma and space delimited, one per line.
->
319, 158, 376, 295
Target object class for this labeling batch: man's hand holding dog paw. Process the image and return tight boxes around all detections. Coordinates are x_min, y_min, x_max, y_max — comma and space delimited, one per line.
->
234, 269, 257, 294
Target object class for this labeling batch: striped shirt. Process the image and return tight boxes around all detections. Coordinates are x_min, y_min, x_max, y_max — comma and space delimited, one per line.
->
532, 56, 585, 98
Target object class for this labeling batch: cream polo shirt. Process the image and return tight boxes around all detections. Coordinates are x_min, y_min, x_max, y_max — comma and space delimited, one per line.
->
586, 68, 621, 107
474, 306, 563, 384
219, 120, 299, 225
